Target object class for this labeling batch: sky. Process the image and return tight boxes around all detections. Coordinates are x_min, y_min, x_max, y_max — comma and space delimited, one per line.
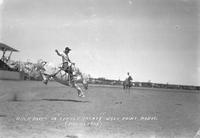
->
0, 0, 199, 85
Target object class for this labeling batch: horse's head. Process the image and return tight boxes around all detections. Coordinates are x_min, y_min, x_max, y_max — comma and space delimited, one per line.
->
35, 59, 58, 76
36, 59, 47, 70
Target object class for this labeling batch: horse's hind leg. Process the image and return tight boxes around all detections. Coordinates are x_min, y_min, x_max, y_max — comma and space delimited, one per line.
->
41, 74, 49, 85
82, 80, 88, 90
83, 83, 88, 90
72, 83, 85, 97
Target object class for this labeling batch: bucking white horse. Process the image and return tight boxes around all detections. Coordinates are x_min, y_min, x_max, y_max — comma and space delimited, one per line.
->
36, 60, 89, 97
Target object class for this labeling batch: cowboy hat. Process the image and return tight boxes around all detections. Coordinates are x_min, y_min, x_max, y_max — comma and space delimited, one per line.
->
64, 47, 71, 51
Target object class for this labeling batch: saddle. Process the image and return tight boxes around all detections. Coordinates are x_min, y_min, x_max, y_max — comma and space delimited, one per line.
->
64, 66, 73, 74
62, 65, 74, 82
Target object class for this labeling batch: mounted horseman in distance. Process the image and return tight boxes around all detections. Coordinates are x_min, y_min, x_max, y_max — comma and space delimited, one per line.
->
123, 72, 133, 89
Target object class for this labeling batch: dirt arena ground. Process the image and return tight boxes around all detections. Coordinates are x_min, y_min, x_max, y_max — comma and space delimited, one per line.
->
0, 80, 200, 138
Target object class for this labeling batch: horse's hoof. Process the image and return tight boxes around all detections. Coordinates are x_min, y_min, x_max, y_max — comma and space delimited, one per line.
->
43, 80, 48, 85
78, 94, 85, 98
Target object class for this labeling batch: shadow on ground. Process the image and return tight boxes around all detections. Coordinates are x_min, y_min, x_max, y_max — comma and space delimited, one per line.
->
0, 115, 6, 117
42, 98, 90, 103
